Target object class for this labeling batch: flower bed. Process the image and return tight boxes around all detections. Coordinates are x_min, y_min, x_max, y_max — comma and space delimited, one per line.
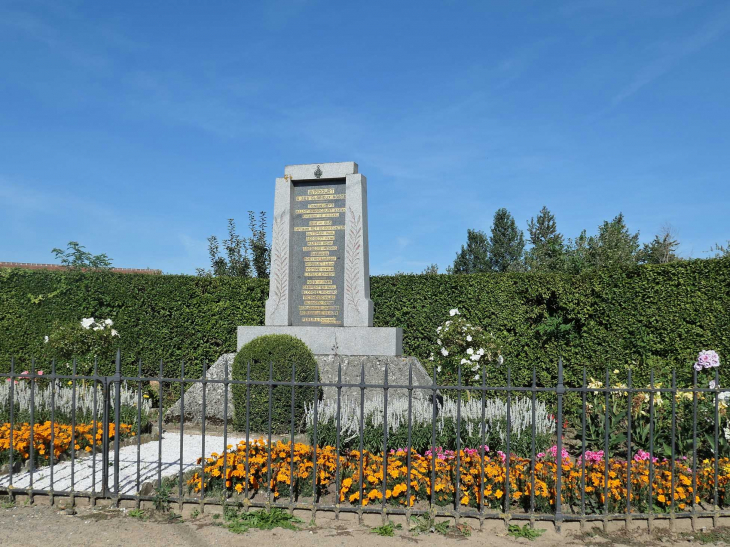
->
0, 422, 135, 467
187, 439, 730, 513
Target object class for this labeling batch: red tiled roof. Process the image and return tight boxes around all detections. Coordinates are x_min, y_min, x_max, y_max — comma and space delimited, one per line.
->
0, 262, 162, 275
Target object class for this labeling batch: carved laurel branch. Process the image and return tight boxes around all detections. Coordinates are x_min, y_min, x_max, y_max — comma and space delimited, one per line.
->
271, 210, 288, 314
345, 207, 362, 316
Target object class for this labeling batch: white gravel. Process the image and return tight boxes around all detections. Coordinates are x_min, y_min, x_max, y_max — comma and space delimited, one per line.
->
0, 432, 251, 494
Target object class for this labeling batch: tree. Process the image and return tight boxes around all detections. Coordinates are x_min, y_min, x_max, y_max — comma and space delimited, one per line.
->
51, 241, 113, 270
709, 241, 730, 258
565, 213, 640, 273
421, 263, 439, 275
588, 213, 640, 269
248, 211, 271, 278
488, 208, 525, 272
525, 206, 565, 272
197, 212, 271, 278
638, 224, 681, 264
565, 230, 590, 274
450, 229, 490, 274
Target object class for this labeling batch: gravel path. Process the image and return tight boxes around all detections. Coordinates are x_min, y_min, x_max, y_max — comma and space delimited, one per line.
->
0, 432, 249, 494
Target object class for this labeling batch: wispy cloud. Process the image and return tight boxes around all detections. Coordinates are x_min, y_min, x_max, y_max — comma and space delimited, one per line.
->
612, 6, 730, 105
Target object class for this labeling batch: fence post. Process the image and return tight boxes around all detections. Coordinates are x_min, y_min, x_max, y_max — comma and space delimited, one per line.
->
101, 376, 111, 497
555, 357, 565, 533
113, 350, 122, 505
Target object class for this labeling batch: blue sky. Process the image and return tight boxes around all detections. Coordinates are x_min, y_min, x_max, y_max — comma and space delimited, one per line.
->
1, 0, 728, 274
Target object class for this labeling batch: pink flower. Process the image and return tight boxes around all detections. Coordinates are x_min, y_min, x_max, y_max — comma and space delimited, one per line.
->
21, 371, 28, 375
37, 370, 44, 376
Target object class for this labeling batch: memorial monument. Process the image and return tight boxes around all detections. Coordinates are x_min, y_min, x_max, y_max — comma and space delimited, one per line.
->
167, 162, 432, 424
237, 161, 402, 355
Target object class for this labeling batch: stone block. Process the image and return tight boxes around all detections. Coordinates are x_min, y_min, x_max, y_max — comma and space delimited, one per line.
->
237, 326, 402, 355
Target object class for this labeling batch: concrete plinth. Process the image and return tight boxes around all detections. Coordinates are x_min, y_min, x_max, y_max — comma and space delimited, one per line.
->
237, 326, 402, 356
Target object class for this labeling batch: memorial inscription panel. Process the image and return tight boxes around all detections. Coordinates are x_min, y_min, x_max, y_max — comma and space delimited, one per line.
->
291, 179, 346, 326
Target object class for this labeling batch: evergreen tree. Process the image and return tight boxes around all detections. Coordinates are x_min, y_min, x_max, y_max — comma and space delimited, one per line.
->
565, 213, 640, 273
638, 225, 680, 264
588, 213, 640, 269
488, 208, 525, 272
525, 206, 565, 271
450, 229, 490, 274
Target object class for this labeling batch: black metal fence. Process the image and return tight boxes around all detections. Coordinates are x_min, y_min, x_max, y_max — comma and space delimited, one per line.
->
0, 352, 728, 532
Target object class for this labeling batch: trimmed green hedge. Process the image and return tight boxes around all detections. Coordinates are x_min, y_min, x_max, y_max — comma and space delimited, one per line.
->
232, 334, 318, 434
1, 258, 728, 388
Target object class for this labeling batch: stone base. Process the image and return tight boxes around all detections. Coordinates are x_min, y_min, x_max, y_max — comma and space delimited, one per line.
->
237, 326, 402, 356
165, 353, 434, 425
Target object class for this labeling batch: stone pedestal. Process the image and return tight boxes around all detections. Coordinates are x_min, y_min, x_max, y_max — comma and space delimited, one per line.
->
237, 326, 402, 356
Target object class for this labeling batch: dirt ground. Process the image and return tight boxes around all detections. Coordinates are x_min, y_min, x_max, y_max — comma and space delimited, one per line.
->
1, 501, 730, 547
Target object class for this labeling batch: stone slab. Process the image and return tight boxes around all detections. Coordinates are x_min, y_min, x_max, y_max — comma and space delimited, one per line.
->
166, 353, 434, 425
316, 354, 434, 405
284, 162, 357, 180
237, 326, 402, 356
165, 353, 235, 425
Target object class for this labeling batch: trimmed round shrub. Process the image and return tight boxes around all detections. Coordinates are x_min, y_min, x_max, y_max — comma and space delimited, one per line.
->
232, 334, 318, 434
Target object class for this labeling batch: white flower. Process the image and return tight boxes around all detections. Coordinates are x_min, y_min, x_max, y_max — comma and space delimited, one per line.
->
472, 374, 480, 381
445, 321, 452, 327
440, 347, 449, 357
466, 335, 472, 342
80, 318, 94, 329
497, 355, 504, 365
104, 319, 113, 326
437, 339, 442, 346
92, 323, 103, 331
471, 365, 479, 372
710, 380, 718, 389
436, 326, 442, 333
449, 309, 459, 316
478, 348, 485, 356
460, 358, 469, 365
428, 354, 434, 361
720, 392, 730, 403
436, 366, 442, 373
111, 329, 119, 337
466, 348, 474, 355
43, 335, 49, 344
470, 354, 481, 362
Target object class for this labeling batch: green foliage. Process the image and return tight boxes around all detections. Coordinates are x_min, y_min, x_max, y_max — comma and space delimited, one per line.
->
638, 225, 680, 265
488, 208, 525, 272
525, 206, 565, 272
371, 522, 402, 536
0, 268, 268, 377
566, 213, 640, 273
197, 213, 270, 278
221, 507, 303, 534
51, 241, 112, 270
429, 309, 502, 387
507, 524, 545, 540
450, 229, 490, 274
1, 258, 729, 395
43, 318, 119, 375
232, 335, 318, 434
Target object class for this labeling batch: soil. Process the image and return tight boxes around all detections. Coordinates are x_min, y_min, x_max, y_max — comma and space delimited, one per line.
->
0, 501, 728, 547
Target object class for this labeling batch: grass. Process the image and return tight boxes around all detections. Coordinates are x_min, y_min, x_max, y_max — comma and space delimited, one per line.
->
507, 524, 545, 541
127, 508, 147, 520
219, 507, 303, 534
371, 522, 402, 537
683, 527, 730, 544
0, 496, 15, 509
408, 515, 471, 537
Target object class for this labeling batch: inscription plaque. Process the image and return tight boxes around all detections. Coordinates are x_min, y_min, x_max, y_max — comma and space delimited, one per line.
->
291, 180, 346, 326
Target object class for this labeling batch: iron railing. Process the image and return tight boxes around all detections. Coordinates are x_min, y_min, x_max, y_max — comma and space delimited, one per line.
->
0, 352, 728, 533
